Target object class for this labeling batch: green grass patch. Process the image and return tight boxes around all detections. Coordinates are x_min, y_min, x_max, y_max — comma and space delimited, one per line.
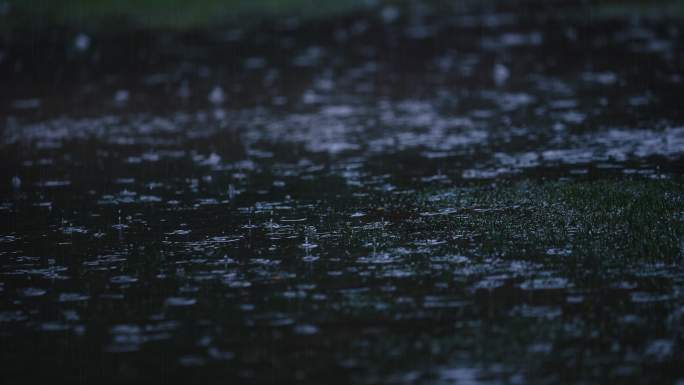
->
3, 0, 379, 30
424, 178, 684, 268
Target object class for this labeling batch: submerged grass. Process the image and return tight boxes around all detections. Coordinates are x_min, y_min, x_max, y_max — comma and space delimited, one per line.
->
425, 178, 684, 269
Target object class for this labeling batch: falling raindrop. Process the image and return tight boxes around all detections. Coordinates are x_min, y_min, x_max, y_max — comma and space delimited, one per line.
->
208, 86, 225, 105
493, 63, 509, 86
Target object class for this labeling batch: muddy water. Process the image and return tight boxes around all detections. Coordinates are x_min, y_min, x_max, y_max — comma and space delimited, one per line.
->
1, 2, 684, 384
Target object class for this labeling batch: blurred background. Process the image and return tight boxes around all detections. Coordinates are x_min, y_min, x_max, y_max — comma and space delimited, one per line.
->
2, 0, 683, 120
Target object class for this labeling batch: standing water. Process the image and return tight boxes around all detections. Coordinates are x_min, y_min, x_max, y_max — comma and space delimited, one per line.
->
1, 1, 684, 384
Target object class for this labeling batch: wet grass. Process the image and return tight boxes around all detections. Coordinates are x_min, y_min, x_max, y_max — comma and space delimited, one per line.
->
6, 0, 683, 32
2, 0, 378, 30
425, 178, 684, 269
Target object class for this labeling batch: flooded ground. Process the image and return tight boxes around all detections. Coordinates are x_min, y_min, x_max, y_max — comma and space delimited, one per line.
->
1, 1, 684, 384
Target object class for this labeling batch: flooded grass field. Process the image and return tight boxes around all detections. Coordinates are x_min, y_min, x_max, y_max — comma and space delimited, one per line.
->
1, 1, 684, 384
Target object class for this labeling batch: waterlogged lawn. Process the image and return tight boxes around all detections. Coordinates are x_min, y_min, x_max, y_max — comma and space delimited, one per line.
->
422, 179, 684, 268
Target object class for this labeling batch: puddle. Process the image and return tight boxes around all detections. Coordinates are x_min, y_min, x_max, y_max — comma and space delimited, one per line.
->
1, 1, 684, 384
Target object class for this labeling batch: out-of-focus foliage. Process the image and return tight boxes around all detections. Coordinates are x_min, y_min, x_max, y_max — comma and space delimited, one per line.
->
2, 0, 683, 31
2, 0, 378, 29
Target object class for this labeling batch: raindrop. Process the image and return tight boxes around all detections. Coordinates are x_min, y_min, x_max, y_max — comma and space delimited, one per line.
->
208, 86, 225, 105
165, 297, 197, 306
114, 90, 129, 104
493, 63, 509, 86
294, 324, 319, 335
19, 287, 46, 297
381, 6, 400, 23
74, 33, 90, 51
301, 237, 318, 250
11, 176, 21, 190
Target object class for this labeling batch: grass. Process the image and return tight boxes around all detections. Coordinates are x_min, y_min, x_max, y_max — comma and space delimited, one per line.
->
423, 178, 684, 270
3, 0, 380, 30
7, 0, 683, 32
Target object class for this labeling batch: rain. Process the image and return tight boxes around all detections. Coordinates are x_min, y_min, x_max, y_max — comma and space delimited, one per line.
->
1, 0, 684, 384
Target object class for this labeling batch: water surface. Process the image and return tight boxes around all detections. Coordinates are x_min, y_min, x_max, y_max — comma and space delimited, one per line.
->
1, 2, 684, 384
